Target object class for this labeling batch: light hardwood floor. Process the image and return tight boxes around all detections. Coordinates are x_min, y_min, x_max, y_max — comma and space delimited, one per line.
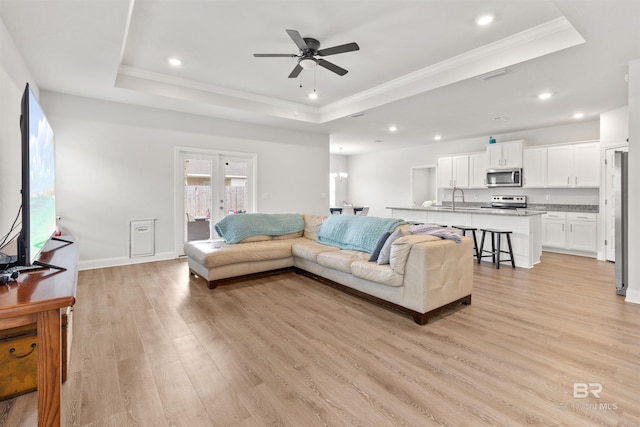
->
1, 253, 639, 426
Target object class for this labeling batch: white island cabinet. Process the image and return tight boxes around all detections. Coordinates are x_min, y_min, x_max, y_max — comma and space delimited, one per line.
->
388, 206, 544, 268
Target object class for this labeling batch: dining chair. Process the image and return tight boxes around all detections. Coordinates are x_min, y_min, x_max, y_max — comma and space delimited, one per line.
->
357, 206, 369, 216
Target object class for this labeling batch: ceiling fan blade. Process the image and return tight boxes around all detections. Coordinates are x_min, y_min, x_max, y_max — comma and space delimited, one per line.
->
318, 59, 348, 76
286, 29, 309, 52
317, 42, 360, 56
253, 53, 297, 57
288, 64, 303, 78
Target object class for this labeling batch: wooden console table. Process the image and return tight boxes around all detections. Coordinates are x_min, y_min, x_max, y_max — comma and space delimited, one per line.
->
0, 236, 78, 427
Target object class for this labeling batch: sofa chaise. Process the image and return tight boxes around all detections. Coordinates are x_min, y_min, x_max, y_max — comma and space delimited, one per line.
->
184, 213, 473, 324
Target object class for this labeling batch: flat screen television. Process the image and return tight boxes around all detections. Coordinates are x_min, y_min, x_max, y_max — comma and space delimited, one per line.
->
11, 83, 65, 270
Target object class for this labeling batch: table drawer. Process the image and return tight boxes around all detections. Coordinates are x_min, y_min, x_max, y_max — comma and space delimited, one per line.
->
0, 307, 72, 401
0, 325, 38, 400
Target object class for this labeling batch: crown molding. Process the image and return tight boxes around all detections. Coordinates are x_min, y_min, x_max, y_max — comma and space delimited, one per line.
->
318, 17, 585, 122
114, 17, 584, 125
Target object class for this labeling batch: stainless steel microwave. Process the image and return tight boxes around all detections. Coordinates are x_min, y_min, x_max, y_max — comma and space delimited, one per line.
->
486, 168, 522, 187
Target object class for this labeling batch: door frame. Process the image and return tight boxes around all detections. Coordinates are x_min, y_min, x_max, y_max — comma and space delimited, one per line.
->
411, 165, 436, 207
174, 146, 257, 256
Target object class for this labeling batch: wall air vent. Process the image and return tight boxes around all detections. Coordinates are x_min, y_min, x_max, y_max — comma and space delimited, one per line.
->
476, 68, 509, 81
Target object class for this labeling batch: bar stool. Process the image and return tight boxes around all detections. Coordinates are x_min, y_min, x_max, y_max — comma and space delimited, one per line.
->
451, 225, 479, 259
478, 228, 515, 269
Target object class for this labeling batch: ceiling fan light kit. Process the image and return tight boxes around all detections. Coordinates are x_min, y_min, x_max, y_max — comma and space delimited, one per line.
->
254, 29, 359, 79
299, 57, 317, 69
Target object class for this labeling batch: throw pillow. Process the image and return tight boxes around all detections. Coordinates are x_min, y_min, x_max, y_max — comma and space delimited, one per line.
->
377, 228, 404, 265
368, 231, 391, 262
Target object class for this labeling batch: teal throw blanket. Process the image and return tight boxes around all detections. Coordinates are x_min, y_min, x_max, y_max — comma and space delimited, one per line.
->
214, 213, 304, 243
318, 215, 406, 253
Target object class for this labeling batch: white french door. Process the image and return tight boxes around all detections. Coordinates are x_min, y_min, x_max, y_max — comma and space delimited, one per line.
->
175, 147, 256, 255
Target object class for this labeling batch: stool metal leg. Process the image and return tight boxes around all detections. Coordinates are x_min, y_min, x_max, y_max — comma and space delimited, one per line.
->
490, 231, 496, 264
506, 233, 515, 268
478, 230, 486, 264
470, 230, 479, 260
495, 232, 501, 269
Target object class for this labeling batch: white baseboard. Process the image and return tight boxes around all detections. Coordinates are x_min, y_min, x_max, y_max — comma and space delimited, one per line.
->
78, 251, 177, 271
624, 289, 640, 305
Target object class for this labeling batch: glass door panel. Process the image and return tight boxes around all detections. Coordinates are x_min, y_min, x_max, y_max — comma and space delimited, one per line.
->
184, 158, 213, 242
223, 158, 249, 215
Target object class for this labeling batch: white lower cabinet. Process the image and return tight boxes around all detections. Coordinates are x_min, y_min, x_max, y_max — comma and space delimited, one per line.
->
542, 213, 566, 248
542, 212, 597, 256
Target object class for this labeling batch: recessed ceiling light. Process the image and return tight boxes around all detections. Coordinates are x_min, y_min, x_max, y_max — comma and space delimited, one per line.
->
538, 92, 553, 100
434, 135, 442, 141
168, 57, 182, 67
308, 92, 318, 100
388, 125, 398, 132
573, 112, 585, 119
476, 14, 494, 26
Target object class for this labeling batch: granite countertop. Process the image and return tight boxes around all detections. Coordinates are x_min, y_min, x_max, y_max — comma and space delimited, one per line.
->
387, 206, 547, 217
389, 202, 598, 214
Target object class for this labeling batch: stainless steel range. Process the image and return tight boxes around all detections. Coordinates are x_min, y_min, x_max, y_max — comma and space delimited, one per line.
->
483, 195, 527, 209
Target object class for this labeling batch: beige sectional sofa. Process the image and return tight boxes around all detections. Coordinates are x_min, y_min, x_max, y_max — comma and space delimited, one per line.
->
184, 214, 473, 324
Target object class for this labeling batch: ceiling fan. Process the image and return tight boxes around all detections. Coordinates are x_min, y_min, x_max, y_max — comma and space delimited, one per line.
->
253, 29, 359, 78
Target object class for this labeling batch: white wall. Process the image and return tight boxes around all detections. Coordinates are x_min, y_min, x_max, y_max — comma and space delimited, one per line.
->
626, 59, 640, 304
0, 16, 37, 239
348, 121, 600, 218
600, 106, 629, 147
40, 92, 329, 268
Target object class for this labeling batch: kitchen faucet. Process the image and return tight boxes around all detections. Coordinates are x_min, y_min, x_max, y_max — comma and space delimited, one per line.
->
452, 186, 465, 211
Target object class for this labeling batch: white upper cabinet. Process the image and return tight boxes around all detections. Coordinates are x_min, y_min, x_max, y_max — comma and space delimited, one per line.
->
522, 147, 547, 187
572, 143, 600, 187
437, 155, 469, 188
437, 156, 453, 188
487, 140, 524, 169
452, 155, 469, 188
469, 152, 488, 188
547, 142, 600, 188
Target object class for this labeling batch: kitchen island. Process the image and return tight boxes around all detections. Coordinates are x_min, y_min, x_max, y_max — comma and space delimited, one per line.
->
387, 206, 545, 268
